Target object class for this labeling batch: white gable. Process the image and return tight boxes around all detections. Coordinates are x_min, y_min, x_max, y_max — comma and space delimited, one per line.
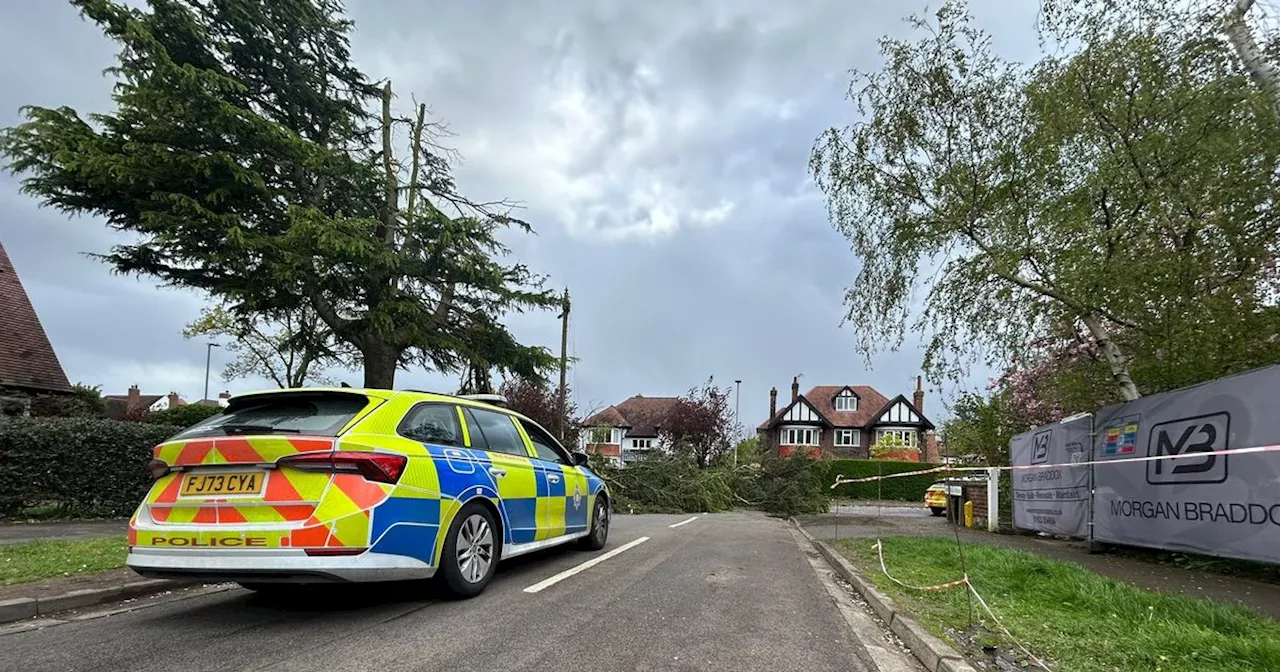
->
879, 400, 921, 425
781, 398, 822, 423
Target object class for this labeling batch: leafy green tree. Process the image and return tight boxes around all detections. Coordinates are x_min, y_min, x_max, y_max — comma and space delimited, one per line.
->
811, 1, 1280, 401
183, 303, 337, 388
1, 0, 557, 390
940, 391, 1018, 467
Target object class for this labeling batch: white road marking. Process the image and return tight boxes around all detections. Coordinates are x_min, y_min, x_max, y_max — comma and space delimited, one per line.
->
523, 536, 650, 594
668, 516, 699, 528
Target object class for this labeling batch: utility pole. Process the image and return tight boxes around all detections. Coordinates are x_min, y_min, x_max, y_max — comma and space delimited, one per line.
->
734, 379, 742, 467
203, 342, 221, 401
557, 288, 570, 443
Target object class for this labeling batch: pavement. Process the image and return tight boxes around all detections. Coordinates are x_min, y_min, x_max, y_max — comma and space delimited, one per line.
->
796, 504, 1280, 621
0, 520, 126, 545
0, 512, 886, 672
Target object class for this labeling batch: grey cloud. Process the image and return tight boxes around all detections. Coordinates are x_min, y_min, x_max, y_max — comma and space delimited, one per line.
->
1, 0, 1039, 423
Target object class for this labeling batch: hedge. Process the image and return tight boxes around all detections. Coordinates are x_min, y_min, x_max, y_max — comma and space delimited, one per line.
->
0, 417, 181, 517
822, 459, 945, 501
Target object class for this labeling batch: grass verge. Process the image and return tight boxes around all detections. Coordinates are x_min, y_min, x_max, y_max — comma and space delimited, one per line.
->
0, 537, 127, 585
834, 536, 1280, 672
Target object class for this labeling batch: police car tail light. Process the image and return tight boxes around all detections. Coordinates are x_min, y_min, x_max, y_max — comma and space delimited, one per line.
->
148, 459, 172, 480
278, 452, 407, 484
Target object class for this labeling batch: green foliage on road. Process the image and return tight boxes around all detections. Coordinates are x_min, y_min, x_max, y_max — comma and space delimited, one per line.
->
591, 453, 828, 517
824, 459, 943, 502
836, 536, 1280, 672
0, 537, 127, 586
0, 418, 179, 517
0, 0, 559, 389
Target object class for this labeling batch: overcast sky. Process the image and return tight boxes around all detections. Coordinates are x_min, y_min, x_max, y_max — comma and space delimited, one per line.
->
0, 0, 1039, 427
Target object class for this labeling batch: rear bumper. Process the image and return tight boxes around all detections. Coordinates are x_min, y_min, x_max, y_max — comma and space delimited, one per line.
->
126, 548, 435, 584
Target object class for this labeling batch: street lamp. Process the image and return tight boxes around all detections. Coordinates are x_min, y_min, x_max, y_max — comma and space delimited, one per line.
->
734, 380, 742, 467
203, 342, 221, 402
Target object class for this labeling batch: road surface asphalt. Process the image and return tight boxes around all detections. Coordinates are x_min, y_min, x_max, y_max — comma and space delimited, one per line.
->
0, 512, 876, 672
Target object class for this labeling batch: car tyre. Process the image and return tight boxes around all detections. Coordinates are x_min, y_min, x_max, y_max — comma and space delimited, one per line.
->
439, 501, 499, 599
578, 495, 610, 551
929, 507, 945, 517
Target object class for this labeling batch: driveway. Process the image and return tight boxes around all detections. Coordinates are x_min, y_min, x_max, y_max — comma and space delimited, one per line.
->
0, 512, 880, 672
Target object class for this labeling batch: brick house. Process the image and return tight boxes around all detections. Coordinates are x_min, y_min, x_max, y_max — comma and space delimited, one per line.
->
757, 376, 940, 461
103, 385, 189, 420
580, 395, 681, 465
0, 240, 73, 417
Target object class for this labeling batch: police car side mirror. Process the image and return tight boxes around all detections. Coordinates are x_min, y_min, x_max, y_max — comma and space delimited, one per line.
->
570, 452, 589, 467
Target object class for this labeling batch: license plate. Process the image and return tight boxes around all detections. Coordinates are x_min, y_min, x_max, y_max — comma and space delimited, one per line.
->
180, 472, 265, 497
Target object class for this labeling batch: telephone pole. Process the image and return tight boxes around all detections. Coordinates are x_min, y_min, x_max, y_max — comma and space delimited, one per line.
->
557, 287, 571, 443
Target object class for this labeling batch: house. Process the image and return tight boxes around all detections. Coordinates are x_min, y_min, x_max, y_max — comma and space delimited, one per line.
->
757, 376, 940, 462
104, 385, 188, 420
580, 394, 681, 465
0, 240, 73, 417
193, 391, 233, 408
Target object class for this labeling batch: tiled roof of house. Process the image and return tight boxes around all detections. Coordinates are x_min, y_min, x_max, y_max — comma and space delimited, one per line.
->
0, 241, 72, 394
583, 395, 682, 438
104, 394, 164, 421
757, 385, 889, 431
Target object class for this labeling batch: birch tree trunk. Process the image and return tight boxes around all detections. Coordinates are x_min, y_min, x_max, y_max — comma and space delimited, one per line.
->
1081, 312, 1141, 401
1224, 0, 1280, 117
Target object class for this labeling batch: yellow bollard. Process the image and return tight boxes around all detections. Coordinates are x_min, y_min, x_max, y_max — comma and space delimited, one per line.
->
963, 500, 974, 528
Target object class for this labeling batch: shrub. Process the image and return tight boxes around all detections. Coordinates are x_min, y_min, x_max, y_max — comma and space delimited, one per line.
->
824, 459, 946, 501
0, 417, 180, 517
147, 403, 223, 428
750, 454, 829, 516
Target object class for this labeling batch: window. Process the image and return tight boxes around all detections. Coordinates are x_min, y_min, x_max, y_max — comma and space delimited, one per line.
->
587, 426, 617, 444
172, 392, 367, 439
876, 429, 917, 447
398, 403, 462, 446
632, 438, 653, 450
833, 392, 858, 412
834, 429, 860, 447
782, 427, 819, 446
465, 407, 528, 457
521, 419, 569, 464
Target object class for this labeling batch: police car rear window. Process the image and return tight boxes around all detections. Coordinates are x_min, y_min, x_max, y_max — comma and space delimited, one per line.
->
170, 393, 370, 439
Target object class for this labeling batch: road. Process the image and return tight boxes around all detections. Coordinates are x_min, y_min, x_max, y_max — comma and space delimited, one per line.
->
0, 512, 877, 672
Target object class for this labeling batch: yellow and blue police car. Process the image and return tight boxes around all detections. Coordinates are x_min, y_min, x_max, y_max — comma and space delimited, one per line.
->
126, 387, 611, 598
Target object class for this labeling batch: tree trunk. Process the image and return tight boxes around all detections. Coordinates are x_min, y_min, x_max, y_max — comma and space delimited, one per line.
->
361, 343, 399, 389
1224, 0, 1280, 118
1080, 312, 1141, 401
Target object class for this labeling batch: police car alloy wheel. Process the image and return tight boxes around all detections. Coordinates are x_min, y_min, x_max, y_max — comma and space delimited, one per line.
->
440, 502, 499, 598
579, 496, 609, 551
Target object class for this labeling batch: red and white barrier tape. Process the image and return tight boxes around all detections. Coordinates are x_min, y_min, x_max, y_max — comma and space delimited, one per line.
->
830, 442, 1280, 488
872, 539, 1053, 670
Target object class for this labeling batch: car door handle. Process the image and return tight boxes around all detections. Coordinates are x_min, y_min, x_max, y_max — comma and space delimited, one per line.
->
547, 474, 561, 484
488, 467, 507, 478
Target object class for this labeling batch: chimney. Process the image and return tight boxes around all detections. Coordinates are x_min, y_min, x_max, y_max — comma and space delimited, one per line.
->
127, 384, 141, 407
791, 376, 799, 402
913, 376, 924, 414
769, 387, 778, 418
168, 392, 182, 408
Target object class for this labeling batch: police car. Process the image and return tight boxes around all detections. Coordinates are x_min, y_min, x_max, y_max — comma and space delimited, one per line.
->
126, 388, 610, 598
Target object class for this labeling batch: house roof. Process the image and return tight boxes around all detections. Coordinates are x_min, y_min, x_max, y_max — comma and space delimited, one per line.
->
583, 395, 682, 438
0, 241, 72, 394
758, 385, 889, 431
104, 394, 164, 421
866, 394, 936, 430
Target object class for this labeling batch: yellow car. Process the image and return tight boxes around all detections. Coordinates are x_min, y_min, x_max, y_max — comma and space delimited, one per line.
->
924, 482, 949, 517
126, 387, 611, 598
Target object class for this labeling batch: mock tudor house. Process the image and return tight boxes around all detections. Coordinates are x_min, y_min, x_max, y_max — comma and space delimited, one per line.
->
580, 394, 681, 465
757, 376, 940, 462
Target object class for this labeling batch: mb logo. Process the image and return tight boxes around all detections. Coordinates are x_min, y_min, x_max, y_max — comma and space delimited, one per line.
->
1031, 430, 1052, 465
1146, 412, 1231, 485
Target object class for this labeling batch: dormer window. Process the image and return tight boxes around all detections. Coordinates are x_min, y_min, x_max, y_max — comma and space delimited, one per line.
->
834, 390, 858, 412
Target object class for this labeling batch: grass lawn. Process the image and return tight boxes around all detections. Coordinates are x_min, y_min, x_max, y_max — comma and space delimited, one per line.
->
834, 536, 1280, 672
0, 537, 127, 585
